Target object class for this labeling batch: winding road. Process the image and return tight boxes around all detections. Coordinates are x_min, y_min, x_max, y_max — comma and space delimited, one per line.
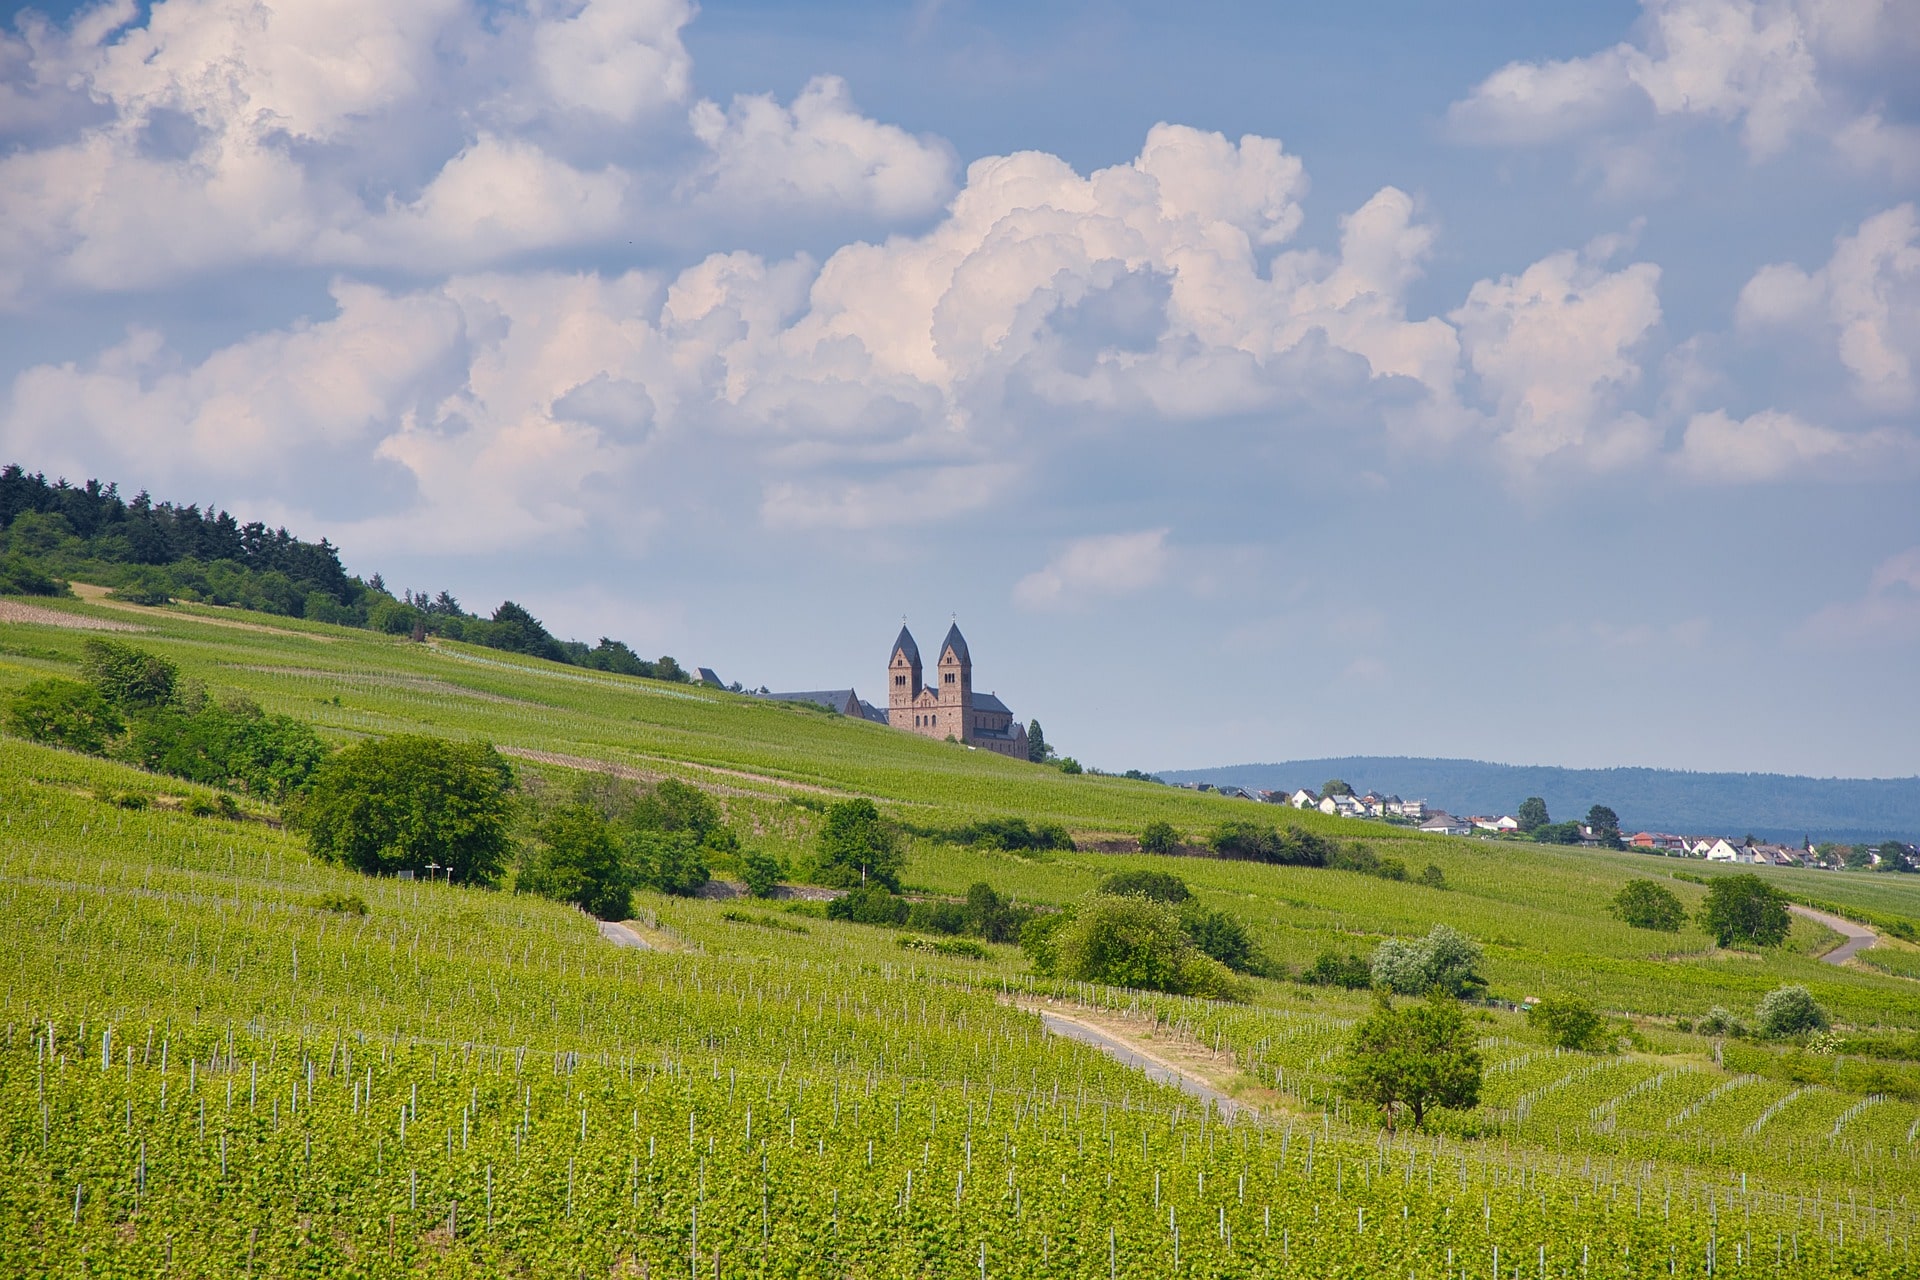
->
1788, 904, 1877, 965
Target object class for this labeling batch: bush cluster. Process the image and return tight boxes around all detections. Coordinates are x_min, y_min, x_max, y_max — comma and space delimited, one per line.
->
5, 639, 326, 800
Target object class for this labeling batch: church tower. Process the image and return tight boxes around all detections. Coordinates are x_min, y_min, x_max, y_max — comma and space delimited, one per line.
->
886, 624, 922, 729
936, 621, 973, 741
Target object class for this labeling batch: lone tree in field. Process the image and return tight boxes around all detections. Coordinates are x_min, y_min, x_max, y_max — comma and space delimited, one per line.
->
1516, 797, 1550, 833
1697, 874, 1791, 948
297, 735, 515, 883
1610, 879, 1687, 932
1341, 992, 1483, 1131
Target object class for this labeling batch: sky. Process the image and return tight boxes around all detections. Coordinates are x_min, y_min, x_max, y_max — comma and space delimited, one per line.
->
0, 0, 1917, 778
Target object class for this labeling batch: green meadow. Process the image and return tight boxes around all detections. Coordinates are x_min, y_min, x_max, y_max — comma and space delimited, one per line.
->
4, 591, 1920, 1275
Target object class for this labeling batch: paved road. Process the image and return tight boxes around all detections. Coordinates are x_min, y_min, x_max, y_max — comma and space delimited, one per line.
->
1788, 904, 1877, 965
1038, 1012, 1242, 1118
597, 920, 652, 950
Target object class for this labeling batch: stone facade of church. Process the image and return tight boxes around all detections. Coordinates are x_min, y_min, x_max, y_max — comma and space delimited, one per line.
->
887, 623, 1028, 759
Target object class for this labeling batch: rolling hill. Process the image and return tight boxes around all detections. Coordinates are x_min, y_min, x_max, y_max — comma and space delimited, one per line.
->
5, 589, 1920, 1275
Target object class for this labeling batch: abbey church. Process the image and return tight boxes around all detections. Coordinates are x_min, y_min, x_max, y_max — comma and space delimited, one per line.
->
887, 623, 1027, 759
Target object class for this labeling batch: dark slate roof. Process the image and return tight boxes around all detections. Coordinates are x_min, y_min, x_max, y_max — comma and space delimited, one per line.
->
891, 625, 921, 667
939, 622, 970, 666
763, 689, 859, 715
973, 691, 1012, 714
857, 700, 890, 724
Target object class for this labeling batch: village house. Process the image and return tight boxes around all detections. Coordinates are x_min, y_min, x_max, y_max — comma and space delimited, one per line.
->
1419, 812, 1472, 836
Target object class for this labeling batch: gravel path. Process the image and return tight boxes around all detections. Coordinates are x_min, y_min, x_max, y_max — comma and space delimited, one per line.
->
596, 920, 652, 950
1038, 1011, 1243, 1117
1788, 904, 1877, 965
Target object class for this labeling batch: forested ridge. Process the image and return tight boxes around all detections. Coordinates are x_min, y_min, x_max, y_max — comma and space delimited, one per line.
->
1162, 755, 1920, 843
0, 464, 692, 681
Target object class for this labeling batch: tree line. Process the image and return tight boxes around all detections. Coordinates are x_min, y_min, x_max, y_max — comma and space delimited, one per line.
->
0, 464, 696, 684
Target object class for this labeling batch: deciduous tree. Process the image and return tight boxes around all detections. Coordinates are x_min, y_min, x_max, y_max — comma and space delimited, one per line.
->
296, 735, 515, 883
1341, 992, 1483, 1130
1697, 874, 1790, 948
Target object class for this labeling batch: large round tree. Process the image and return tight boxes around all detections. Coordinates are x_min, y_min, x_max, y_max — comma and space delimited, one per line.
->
1697, 874, 1791, 948
298, 735, 516, 883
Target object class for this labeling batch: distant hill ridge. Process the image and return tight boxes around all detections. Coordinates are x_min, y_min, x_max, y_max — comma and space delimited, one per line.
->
1156, 756, 1920, 843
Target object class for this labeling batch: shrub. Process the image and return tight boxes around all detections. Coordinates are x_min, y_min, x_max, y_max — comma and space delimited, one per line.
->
5, 678, 124, 754
741, 850, 783, 899
1209, 821, 1329, 866
813, 799, 904, 890
826, 884, 909, 925
1301, 949, 1373, 989
295, 735, 516, 883
957, 815, 1074, 852
1610, 879, 1687, 932
1139, 820, 1179, 854
107, 572, 172, 605
1697, 874, 1791, 948
123, 696, 328, 800
1755, 984, 1829, 1037
1419, 864, 1448, 890
633, 779, 730, 848
629, 828, 709, 897
1019, 912, 1070, 974
1698, 1007, 1746, 1037
1371, 925, 1485, 998
1057, 757, 1082, 775
1049, 895, 1248, 1000
79, 639, 177, 709
1178, 903, 1266, 975
1529, 994, 1607, 1051
907, 899, 970, 934
963, 882, 1031, 942
315, 892, 369, 916
1097, 870, 1191, 904
0, 554, 65, 596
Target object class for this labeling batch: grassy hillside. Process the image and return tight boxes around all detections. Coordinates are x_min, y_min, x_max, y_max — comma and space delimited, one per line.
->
6, 590, 1920, 1275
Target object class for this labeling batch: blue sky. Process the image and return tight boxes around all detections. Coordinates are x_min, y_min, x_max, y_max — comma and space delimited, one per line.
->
1, 0, 1916, 777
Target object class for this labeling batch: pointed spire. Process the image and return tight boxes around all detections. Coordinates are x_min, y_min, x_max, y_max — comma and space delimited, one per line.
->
891, 623, 921, 667
940, 619, 970, 666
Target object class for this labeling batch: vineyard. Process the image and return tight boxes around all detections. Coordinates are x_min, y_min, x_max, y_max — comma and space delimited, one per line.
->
4, 595, 1920, 1274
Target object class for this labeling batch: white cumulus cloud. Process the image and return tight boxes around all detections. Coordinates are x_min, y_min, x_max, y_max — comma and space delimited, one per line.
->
1674, 407, 1913, 481
1450, 246, 1663, 464
1014, 529, 1172, 610
1448, 0, 1918, 173
1737, 204, 1920, 410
